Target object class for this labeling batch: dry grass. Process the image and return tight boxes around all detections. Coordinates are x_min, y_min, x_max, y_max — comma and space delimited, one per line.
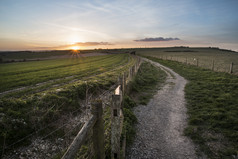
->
136, 47, 238, 75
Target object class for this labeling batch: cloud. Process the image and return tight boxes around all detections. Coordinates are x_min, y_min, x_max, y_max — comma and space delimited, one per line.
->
33, 41, 112, 50
74, 42, 112, 46
134, 37, 180, 42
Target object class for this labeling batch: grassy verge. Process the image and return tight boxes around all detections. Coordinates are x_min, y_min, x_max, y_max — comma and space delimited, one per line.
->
122, 62, 167, 147
144, 56, 238, 158
127, 62, 167, 105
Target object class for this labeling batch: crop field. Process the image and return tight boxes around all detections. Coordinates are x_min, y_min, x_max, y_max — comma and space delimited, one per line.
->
0, 50, 71, 60
136, 47, 238, 75
0, 49, 128, 61
0, 50, 102, 60
0, 54, 129, 93
0, 53, 136, 157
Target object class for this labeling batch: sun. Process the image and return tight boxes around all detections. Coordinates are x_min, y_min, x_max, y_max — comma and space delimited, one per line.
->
71, 46, 80, 50
71, 45, 80, 57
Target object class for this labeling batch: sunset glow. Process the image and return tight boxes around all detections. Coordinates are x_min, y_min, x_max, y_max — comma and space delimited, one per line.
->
71, 46, 80, 51
0, 0, 238, 51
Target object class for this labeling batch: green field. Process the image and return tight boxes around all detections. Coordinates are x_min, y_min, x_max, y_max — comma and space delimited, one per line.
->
136, 47, 238, 75
0, 50, 71, 60
2, 47, 237, 158
0, 49, 128, 61
144, 56, 238, 158
0, 54, 129, 93
0, 53, 136, 156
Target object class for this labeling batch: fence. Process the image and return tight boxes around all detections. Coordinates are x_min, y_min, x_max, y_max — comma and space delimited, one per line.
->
156, 55, 238, 75
62, 56, 142, 159
1, 55, 141, 159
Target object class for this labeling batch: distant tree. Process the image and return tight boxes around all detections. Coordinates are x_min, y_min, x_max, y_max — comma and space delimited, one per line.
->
130, 51, 136, 55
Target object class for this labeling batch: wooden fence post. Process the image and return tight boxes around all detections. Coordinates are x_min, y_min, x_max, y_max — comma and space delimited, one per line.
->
111, 91, 122, 159
134, 61, 137, 73
131, 66, 133, 77
92, 100, 105, 159
123, 72, 126, 95
130, 67, 133, 79
131, 65, 135, 77
128, 67, 131, 81
139, 57, 142, 67
119, 75, 125, 95
122, 133, 126, 159
230, 62, 233, 74
136, 59, 139, 72
61, 116, 96, 159
212, 60, 214, 71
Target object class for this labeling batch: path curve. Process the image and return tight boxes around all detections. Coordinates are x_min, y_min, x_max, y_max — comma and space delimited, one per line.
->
127, 58, 201, 159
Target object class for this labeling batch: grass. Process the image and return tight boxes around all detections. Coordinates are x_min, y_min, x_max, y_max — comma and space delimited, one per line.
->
0, 50, 104, 60
0, 54, 129, 92
128, 62, 167, 105
0, 50, 72, 60
1, 56, 132, 99
137, 47, 238, 75
144, 56, 238, 158
0, 53, 136, 156
104, 105, 113, 159
122, 62, 167, 148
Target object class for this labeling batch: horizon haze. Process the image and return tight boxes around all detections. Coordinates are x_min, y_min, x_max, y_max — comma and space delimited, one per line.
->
0, 0, 238, 51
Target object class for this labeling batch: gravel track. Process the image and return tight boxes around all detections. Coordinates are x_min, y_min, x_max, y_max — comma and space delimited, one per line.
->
127, 58, 204, 159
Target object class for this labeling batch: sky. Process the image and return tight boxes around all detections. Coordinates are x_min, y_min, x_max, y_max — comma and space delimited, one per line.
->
0, 0, 238, 51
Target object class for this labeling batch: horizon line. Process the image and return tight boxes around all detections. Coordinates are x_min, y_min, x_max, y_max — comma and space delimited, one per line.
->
0, 46, 237, 53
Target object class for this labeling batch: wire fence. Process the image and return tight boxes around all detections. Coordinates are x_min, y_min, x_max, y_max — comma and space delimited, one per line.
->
157, 55, 238, 75
1, 55, 140, 159
2, 107, 83, 158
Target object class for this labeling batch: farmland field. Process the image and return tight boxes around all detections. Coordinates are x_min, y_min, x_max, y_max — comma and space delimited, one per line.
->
0, 49, 128, 61
136, 47, 238, 75
0, 53, 136, 157
0, 54, 130, 93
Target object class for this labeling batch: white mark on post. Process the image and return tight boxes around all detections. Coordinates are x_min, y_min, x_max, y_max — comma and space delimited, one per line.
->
115, 85, 121, 95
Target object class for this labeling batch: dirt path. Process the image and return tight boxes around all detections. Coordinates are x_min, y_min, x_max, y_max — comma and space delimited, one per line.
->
127, 58, 203, 159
